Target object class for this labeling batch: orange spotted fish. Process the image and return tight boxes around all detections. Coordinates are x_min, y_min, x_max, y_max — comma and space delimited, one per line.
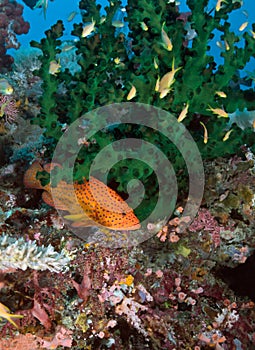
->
24, 162, 140, 231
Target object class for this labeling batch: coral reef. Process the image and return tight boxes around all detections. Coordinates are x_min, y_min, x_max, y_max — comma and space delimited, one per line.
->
8, 48, 42, 99
0, 150, 254, 349
0, 0, 30, 72
0, 0, 255, 348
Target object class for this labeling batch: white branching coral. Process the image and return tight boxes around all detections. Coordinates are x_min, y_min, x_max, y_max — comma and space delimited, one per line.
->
0, 234, 70, 272
214, 308, 239, 329
115, 297, 148, 336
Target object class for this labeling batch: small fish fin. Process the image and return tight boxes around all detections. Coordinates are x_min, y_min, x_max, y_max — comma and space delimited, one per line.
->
43, 162, 62, 173
69, 216, 97, 228
23, 161, 45, 190
118, 223, 141, 230
88, 177, 131, 212
64, 213, 86, 221
41, 191, 55, 208
42, 190, 69, 210
33, 0, 42, 9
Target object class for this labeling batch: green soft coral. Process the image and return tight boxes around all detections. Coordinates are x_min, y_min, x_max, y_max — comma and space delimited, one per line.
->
30, 0, 255, 213
30, 21, 65, 140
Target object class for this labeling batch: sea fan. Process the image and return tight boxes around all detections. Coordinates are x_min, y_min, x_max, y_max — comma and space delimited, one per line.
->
0, 94, 18, 123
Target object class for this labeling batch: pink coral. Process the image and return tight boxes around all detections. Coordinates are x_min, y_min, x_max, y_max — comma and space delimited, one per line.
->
0, 0, 30, 72
42, 326, 73, 349
0, 94, 18, 122
188, 208, 221, 247
72, 262, 91, 303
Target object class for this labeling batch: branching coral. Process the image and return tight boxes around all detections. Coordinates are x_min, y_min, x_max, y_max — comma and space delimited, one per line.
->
0, 234, 70, 272
27, 0, 255, 208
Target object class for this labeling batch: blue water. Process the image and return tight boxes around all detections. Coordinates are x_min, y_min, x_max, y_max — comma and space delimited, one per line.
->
16, 0, 255, 46
13, 0, 255, 75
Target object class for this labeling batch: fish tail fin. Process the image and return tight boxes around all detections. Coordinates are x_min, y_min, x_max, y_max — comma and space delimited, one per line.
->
172, 57, 175, 70
23, 161, 46, 190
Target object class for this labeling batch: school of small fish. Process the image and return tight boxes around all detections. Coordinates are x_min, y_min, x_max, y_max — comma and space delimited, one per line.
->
34, 1, 254, 168
24, 162, 140, 231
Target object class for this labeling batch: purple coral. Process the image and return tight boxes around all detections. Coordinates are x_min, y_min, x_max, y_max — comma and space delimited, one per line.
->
0, 94, 18, 122
188, 208, 221, 247
0, 0, 30, 72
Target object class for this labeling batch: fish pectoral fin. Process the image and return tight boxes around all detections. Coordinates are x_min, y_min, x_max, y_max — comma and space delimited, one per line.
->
71, 220, 95, 228
64, 213, 98, 228
42, 191, 69, 210
64, 214, 87, 221
42, 191, 55, 207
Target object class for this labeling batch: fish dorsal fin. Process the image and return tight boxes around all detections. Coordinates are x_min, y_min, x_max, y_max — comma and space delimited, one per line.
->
49, 181, 86, 213
43, 162, 62, 173
24, 161, 46, 190
42, 191, 56, 208
88, 177, 131, 213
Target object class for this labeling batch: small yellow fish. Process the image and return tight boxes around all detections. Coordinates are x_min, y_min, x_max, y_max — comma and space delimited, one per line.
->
207, 105, 228, 118
155, 76, 160, 92
242, 10, 248, 18
224, 40, 230, 51
0, 78, 13, 95
24, 162, 140, 231
159, 88, 171, 99
0, 302, 23, 328
140, 22, 148, 31
239, 21, 248, 31
222, 129, 233, 141
127, 85, 136, 100
177, 103, 189, 122
67, 11, 78, 22
82, 19, 96, 38
114, 57, 121, 64
250, 29, 255, 39
100, 16, 106, 24
200, 121, 208, 144
112, 20, 124, 28
215, 91, 227, 98
49, 60, 61, 75
33, 0, 48, 19
61, 44, 75, 52
215, 0, 227, 11
216, 41, 224, 49
153, 57, 158, 69
158, 58, 182, 93
161, 22, 173, 51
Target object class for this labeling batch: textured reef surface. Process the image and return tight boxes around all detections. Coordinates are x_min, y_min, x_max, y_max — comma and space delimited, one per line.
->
0, 0, 255, 349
